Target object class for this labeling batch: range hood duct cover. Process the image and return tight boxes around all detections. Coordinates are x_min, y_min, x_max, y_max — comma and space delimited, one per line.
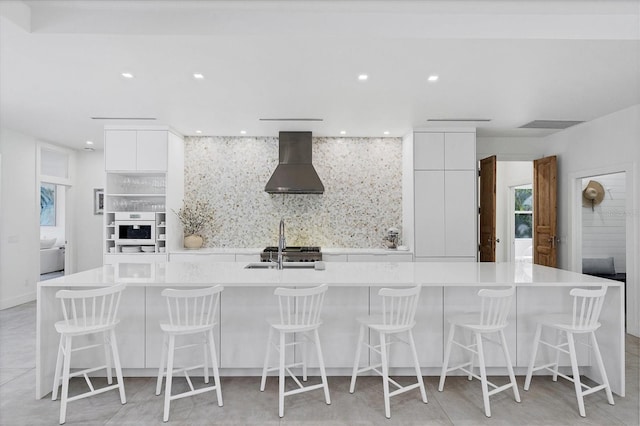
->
265, 131, 324, 194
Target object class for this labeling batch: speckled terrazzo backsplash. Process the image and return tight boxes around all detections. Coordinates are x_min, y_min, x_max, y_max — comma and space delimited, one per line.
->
183, 136, 402, 248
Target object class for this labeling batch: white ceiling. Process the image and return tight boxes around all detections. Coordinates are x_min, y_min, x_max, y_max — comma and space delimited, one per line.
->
1, 0, 639, 150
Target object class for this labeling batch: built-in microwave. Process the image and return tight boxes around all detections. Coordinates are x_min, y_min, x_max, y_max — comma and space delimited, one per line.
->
114, 212, 156, 244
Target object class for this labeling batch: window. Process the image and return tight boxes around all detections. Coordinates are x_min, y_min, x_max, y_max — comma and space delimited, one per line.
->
514, 186, 532, 238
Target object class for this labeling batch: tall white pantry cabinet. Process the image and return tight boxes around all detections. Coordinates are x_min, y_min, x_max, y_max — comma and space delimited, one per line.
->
405, 130, 477, 261
103, 126, 185, 264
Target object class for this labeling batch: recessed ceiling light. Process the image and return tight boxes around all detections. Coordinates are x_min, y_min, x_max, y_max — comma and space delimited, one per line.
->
340, 130, 346, 135
383, 131, 390, 135
121, 72, 134, 79
85, 140, 94, 145
357, 74, 368, 81
427, 75, 439, 82
193, 73, 204, 80
240, 130, 247, 135
195, 130, 202, 134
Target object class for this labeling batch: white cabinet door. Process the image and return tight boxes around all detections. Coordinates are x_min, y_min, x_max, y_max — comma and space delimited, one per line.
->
444, 287, 517, 367
297, 287, 369, 368
348, 253, 413, 262
414, 171, 445, 257
169, 253, 235, 262
220, 287, 281, 368
105, 130, 136, 171
136, 131, 168, 171
369, 286, 443, 367
234, 254, 260, 263
444, 132, 476, 170
444, 170, 477, 257
414, 132, 444, 170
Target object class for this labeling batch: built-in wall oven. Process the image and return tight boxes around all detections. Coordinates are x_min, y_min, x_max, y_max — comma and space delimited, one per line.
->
114, 212, 156, 244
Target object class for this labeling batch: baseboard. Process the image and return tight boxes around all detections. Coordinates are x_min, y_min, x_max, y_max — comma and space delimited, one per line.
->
0, 292, 36, 310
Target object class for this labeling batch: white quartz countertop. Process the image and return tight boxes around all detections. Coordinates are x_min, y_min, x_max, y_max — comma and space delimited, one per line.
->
40, 261, 620, 288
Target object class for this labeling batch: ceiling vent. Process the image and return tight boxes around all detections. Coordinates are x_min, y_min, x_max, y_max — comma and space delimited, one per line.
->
91, 117, 157, 120
427, 118, 492, 122
259, 118, 324, 122
519, 120, 583, 129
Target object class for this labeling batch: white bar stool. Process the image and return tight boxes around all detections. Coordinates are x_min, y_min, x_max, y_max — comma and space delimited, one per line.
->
349, 285, 427, 419
260, 284, 331, 418
438, 286, 520, 418
155, 285, 224, 422
524, 286, 614, 417
51, 283, 127, 425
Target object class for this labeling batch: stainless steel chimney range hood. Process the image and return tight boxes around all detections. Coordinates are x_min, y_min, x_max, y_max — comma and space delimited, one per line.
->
265, 131, 324, 194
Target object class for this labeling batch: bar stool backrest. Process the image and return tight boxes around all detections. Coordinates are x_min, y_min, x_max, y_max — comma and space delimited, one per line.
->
161, 285, 224, 327
378, 285, 421, 327
274, 284, 328, 327
56, 284, 126, 328
569, 286, 607, 331
477, 286, 515, 328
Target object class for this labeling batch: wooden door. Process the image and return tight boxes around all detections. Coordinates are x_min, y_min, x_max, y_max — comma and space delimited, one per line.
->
533, 155, 558, 267
479, 156, 497, 261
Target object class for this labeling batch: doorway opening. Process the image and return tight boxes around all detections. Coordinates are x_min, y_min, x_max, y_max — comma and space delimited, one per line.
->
495, 161, 533, 263
39, 182, 67, 280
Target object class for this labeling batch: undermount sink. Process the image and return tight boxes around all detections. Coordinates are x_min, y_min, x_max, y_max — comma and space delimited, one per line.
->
244, 262, 317, 269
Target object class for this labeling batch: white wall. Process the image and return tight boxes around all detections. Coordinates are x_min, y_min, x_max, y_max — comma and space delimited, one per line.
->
495, 161, 532, 262
544, 104, 640, 335
73, 150, 105, 272
0, 128, 39, 309
477, 136, 549, 161
581, 172, 626, 273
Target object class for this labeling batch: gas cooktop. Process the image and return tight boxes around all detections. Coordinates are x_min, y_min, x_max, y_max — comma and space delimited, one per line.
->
260, 246, 322, 262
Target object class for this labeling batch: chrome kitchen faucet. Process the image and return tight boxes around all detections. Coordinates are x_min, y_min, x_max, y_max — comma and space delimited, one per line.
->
277, 218, 286, 269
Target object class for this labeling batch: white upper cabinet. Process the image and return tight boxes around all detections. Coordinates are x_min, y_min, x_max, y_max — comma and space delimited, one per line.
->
105, 130, 137, 171
444, 132, 476, 170
105, 129, 168, 171
414, 132, 444, 170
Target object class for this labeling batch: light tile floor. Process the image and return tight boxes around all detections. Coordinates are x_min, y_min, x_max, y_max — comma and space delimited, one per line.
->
1, 301, 638, 425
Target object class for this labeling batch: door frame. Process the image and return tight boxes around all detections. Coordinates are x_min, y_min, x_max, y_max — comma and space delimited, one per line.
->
569, 162, 637, 336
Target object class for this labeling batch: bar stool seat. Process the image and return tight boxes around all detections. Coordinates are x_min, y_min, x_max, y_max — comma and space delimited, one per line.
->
524, 286, 614, 417
349, 285, 427, 419
155, 286, 224, 422
260, 284, 331, 418
51, 283, 127, 425
438, 287, 520, 418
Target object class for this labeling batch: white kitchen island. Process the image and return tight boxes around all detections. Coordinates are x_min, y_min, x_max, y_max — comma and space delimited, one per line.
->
36, 261, 625, 400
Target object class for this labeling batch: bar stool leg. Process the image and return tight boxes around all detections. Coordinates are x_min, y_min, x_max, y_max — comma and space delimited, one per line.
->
379, 332, 391, 419
278, 331, 286, 418
302, 334, 308, 382
475, 332, 491, 418
59, 336, 72, 425
208, 329, 223, 407
499, 330, 520, 402
163, 335, 176, 422
566, 332, 586, 417
524, 323, 542, 391
260, 327, 273, 392
104, 331, 113, 385
408, 330, 428, 403
314, 329, 331, 405
156, 334, 168, 395
589, 331, 614, 405
439, 323, 456, 391
349, 324, 365, 393
553, 329, 563, 382
52, 336, 64, 401
110, 329, 126, 404
203, 332, 210, 384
